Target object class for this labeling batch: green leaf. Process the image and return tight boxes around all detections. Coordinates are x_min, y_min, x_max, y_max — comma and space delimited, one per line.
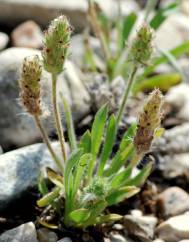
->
120, 123, 137, 150
104, 143, 134, 177
84, 200, 107, 226
60, 93, 77, 151
37, 187, 61, 207
133, 73, 181, 94
125, 163, 153, 187
106, 186, 140, 206
64, 149, 83, 196
91, 104, 108, 156
69, 208, 91, 224
72, 154, 92, 198
79, 130, 91, 153
46, 168, 64, 188
141, 41, 189, 79
118, 13, 137, 51
94, 214, 122, 225
88, 104, 108, 181
150, 2, 179, 30
110, 164, 132, 189
97, 114, 117, 176
38, 171, 48, 196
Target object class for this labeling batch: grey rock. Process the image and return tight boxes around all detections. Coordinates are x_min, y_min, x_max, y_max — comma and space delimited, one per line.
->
124, 213, 157, 241
11, 20, 43, 49
165, 84, 189, 123
158, 153, 189, 181
0, 47, 89, 149
0, 222, 38, 242
0, 142, 64, 211
156, 213, 189, 242
57, 238, 73, 242
157, 187, 189, 217
37, 228, 58, 242
0, 0, 138, 31
154, 123, 189, 154
0, 146, 3, 154
0, 32, 9, 51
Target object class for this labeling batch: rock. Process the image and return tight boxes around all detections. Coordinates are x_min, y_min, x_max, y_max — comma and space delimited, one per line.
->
57, 238, 73, 242
0, 0, 138, 31
0, 222, 38, 242
156, 13, 189, 50
112, 224, 124, 230
124, 213, 157, 241
0, 146, 3, 154
0, 47, 89, 149
157, 187, 189, 218
0, 142, 65, 211
156, 213, 189, 242
0, 32, 9, 51
109, 234, 127, 242
165, 84, 189, 123
159, 153, 189, 181
11, 20, 43, 49
153, 240, 165, 242
37, 228, 58, 242
179, 240, 189, 242
154, 123, 189, 154
181, 0, 189, 16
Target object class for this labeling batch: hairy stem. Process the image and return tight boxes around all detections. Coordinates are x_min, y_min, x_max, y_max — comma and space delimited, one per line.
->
52, 73, 67, 163
34, 115, 64, 172
116, 66, 138, 124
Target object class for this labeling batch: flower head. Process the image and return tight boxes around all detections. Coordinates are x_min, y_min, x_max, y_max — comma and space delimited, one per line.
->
42, 15, 71, 74
134, 89, 163, 155
129, 24, 154, 66
19, 55, 42, 115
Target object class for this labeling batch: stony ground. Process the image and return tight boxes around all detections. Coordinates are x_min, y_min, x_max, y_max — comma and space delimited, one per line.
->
0, 0, 189, 242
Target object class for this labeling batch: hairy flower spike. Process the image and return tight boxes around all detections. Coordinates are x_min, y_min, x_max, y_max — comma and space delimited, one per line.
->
134, 89, 163, 155
43, 15, 71, 74
130, 24, 153, 65
20, 55, 42, 115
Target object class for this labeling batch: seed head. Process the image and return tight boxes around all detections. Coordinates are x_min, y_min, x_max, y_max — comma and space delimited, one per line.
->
129, 24, 153, 66
19, 55, 42, 115
134, 89, 163, 155
42, 15, 71, 74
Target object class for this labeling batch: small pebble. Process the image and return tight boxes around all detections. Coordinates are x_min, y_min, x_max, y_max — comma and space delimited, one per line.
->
112, 224, 124, 230
37, 228, 58, 242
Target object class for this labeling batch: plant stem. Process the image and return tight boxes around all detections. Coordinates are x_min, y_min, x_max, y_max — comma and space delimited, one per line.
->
116, 66, 138, 124
34, 115, 64, 172
52, 73, 67, 163
88, 0, 110, 61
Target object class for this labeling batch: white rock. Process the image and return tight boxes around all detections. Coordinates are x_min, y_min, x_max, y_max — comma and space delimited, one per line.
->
156, 13, 189, 50
124, 214, 157, 240
157, 187, 189, 217
110, 234, 127, 242
153, 240, 165, 242
0, 222, 38, 242
156, 213, 189, 242
58, 238, 73, 242
0, 32, 9, 51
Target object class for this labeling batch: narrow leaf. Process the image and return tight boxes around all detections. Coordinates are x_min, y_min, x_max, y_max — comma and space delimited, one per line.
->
46, 168, 64, 188
37, 187, 60, 207
60, 93, 77, 151
94, 214, 122, 225
69, 208, 91, 223
64, 149, 83, 196
125, 163, 153, 187
79, 130, 91, 153
106, 186, 140, 206
97, 114, 117, 176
